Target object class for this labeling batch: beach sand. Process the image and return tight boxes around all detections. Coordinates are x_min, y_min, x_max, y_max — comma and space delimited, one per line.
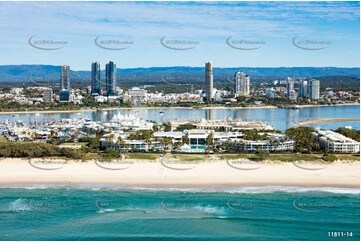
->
296, 117, 360, 126
0, 158, 359, 188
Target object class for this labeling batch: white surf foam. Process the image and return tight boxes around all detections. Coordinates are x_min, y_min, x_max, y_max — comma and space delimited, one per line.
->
8, 198, 31, 212
1, 184, 359, 194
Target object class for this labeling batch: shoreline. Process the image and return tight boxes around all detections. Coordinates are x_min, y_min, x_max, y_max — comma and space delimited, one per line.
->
0, 102, 358, 115
0, 158, 359, 188
296, 117, 360, 126
0, 182, 359, 189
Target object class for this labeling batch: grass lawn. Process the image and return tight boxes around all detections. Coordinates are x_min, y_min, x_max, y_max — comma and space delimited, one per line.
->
0, 136, 8, 142
125, 153, 161, 160
218, 153, 321, 162
218, 154, 258, 160
59, 142, 88, 147
334, 154, 360, 161
169, 154, 207, 161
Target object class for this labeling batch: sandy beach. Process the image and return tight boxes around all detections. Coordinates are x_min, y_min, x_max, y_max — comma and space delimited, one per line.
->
0, 158, 359, 188
296, 117, 360, 126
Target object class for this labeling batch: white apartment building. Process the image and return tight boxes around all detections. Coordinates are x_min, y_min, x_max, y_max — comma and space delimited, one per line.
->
314, 130, 360, 153
234, 71, 250, 95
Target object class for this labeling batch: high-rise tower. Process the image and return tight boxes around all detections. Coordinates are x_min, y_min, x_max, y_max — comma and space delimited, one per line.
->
234, 71, 250, 95
286, 77, 296, 100
205, 62, 213, 102
60, 65, 70, 90
309, 79, 320, 100
105, 61, 117, 96
91, 62, 101, 95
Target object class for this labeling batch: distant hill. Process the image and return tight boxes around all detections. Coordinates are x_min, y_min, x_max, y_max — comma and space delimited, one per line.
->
0, 65, 359, 82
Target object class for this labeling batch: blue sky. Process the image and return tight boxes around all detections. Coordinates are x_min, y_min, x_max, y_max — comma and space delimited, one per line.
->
0, 1, 359, 70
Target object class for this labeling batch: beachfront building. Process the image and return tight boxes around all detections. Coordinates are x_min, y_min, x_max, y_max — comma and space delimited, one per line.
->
313, 130, 360, 153
99, 128, 293, 154
226, 132, 294, 152
170, 119, 274, 132
242, 140, 294, 152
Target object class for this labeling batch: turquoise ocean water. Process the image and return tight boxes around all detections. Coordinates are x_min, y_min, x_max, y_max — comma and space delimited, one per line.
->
0, 185, 359, 241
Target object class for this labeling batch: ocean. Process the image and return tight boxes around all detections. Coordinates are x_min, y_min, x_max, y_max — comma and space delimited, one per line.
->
0, 185, 359, 241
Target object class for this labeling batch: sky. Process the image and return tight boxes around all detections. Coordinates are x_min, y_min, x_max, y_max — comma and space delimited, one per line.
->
0, 1, 359, 70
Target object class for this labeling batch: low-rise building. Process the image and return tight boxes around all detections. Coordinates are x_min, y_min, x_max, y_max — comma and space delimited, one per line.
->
314, 130, 360, 153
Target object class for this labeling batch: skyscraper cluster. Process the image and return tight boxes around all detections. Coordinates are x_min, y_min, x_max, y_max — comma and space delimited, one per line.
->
299, 79, 320, 100
234, 71, 250, 96
90, 61, 117, 96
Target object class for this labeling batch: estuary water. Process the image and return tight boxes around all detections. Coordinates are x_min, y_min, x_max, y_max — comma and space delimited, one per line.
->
0, 105, 359, 132
0, 185, 359, 241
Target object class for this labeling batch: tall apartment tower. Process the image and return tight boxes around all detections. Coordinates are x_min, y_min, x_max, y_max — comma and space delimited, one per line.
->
205, 62, 214, 102
60, 65, 70, 90
309, 79, 320, 100
286, 77, 296, 100
234, 71, 250, 95
299, 80, 308, 98
91, 62, 101, 95
105, 61, 117, 96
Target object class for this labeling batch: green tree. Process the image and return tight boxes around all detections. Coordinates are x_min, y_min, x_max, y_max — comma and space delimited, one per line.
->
181, 135, 190, 145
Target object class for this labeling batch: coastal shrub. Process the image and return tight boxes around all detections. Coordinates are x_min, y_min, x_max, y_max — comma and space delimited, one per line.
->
0, 142, 86, 159
103, 148, 121, 159
322, 154, 337, 162
59, 148, 85, 159
0, 142, 59, 158
254, 150, 270, 161
78, 136, 92, 143
335, 128, 360, 142
285, 127, 321, 153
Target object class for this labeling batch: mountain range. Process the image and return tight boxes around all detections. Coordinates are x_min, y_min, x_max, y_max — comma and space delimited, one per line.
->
0, 65, 359, 82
